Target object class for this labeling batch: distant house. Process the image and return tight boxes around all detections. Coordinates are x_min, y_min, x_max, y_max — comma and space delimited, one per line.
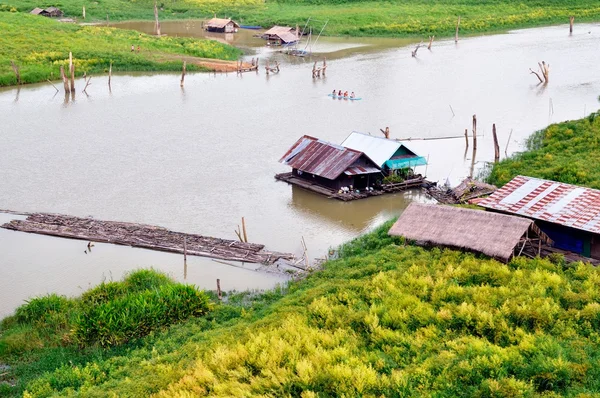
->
479, 175, 600, 260
341, 131, 427, 175
262, 26, 299, 46
205, 18, 240, 33
279, 135, 382, 191
30, 6, 64, 17
388, 203, 551, 263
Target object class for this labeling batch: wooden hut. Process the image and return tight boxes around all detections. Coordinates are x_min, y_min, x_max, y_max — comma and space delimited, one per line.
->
341, 131, 427, 176
479, 175, 600, 260
279, 135, 382, 191
388, 203, 551, 263
262, 26, 299, 46
30, 7, 64, 17
205, 18, 240, 33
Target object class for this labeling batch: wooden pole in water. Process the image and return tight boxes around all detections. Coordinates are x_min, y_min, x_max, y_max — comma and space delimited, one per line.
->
216, 279, 222, 300
108, 62, 112, 90
60, 65, 69, 93
472, 114, 477, 150
10, 60, 20, 85
47, 79, 59, 92
569, 16, 574, 34
492, 123, 500, 163
455, 16, 461, 43
154, 0, 161, 36
180, 61, 186, 87
69, 52, 75, 93
183, 236, 187, 263
464, 128, 469, 148
322, 58, 326, 76
241, 217, 248, 243
428, 35, 434, 50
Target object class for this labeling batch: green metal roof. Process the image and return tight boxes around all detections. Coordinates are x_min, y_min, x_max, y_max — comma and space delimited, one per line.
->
384, 156, 427, 170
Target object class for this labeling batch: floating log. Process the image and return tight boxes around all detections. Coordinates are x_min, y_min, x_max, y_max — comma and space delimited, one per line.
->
1, 213, 293, 265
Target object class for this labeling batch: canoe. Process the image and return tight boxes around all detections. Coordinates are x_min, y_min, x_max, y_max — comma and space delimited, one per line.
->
327, 94, 362, 101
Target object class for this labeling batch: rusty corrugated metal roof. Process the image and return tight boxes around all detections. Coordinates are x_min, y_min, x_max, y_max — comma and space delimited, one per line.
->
344, 166, 381, 176
479, 175, 600, 234
280, 135, 370, 180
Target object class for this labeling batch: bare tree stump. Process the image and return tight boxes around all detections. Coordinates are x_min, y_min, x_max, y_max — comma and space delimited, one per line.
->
492, 123, 500, 162
108, 62, 112, 90
69, 52, 75, 93
10, 60, 20, 85
428, 35, 434, 50
82, 76, 92, 94
464, 128, 469, 148
379, 127, 390, 139
216, 279, 222, 300
411, 41, 423, 57
472, 114, 477, 150
455, 16, 461, 43
570, 16, 574, 34
60, 65, 69, 93
180, 61, 186, 87
529, 61, 550, 84
322, 58, 327, 76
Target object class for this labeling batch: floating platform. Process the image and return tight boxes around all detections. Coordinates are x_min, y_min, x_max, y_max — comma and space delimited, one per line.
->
275, 173, 426, 201
1, 213, 293, 265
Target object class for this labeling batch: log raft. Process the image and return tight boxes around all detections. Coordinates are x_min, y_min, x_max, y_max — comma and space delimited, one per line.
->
1, 213, 293, 265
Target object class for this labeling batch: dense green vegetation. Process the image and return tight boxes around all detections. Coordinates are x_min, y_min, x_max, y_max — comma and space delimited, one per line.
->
488, 111, 600, 188
3, 223, 600, 396
0, 269, 212, 396
3, 0, 600, 37
0, 12, 242, 86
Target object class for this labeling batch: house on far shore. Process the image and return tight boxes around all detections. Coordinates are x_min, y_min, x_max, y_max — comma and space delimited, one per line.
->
279, 135, 382, 191
341, 131, 427, 176
30, 6, 64, 17
262, 26, 299, 46
479, 175, 600, 260
205, 17, 240, 33
388, 202, 552, 263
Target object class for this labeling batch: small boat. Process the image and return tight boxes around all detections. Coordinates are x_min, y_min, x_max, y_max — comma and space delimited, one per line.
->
328, 94, 362, 101
240, 25, 262, 30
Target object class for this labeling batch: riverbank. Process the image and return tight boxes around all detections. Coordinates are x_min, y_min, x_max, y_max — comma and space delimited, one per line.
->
4, 0, 600, 37
3, 221, 600, 396
0, 12, 242, 86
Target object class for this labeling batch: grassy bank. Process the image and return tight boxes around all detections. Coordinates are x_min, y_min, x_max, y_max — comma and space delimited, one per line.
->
3, 0, 600, 37
488, 111, 600, 189
3, 223, 600, 396
0, 12, 242, 86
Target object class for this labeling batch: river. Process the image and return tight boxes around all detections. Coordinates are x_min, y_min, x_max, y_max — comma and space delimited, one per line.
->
0, 22, 599, 317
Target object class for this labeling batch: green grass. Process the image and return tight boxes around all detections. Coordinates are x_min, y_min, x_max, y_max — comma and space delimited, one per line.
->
0, 11, 242, 86
3, 0, 600, 37
5, 221, 600, 396
487, 111, 600, 188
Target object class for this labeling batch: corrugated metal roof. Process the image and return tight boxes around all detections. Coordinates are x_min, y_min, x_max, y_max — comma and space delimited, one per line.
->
30, 7, 44, 14
341, 131, 423, 169
479, 175, 600, 234
264, 26, 294, 35
206, 18, 239, 29
280, 135, 367, 180
263, 26, 298, 43
344, 166, 381, 176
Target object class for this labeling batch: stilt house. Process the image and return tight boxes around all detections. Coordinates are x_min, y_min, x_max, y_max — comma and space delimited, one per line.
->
341, 131, 427, 176
262, 26, 299, 46
205, 18, 240, 33
388, 203, 551, 263
279, 135, 382, 191
479, 175, 600, 260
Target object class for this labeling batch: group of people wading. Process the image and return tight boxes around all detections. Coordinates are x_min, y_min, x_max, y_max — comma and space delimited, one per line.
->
332, 89, 355, 98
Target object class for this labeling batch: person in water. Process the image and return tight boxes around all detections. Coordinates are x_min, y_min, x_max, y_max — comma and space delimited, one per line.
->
338, 90, 342, 96
332, 89, 336, 95
343, 91, 349, 97
350, 91, 355, 98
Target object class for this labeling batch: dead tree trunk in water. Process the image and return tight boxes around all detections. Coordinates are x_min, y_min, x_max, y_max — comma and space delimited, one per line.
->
10, 61, 21, 85
428, 35, 434, 50
455, 16, 461, 43
464, 128, 469, 148
154, 1, 161, 36
569, 16, 574, 34
180, 61, 186, 87
60, 65, 69, 93
529, 61, 550, 84
492, 123, 500, 163
472, 115, 477, 150
411, 41, 423, 57
69, 52, 75, 93
380, 127, 390, 139
108, 62, 112, 90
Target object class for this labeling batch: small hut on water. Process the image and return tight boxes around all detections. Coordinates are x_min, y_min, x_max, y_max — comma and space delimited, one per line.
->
30, 6, 64, 17
278, 135, 382, 192
341, 131, 427, 176
389, 203, 551, 263
205, 18, 240, 33
262, 26, 299, 46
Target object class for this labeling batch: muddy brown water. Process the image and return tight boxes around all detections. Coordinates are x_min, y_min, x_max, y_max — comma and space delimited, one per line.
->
1, 22, 599, 317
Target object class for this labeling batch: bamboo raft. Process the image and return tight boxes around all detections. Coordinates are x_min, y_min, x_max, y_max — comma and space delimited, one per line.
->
1, 213, 293, 265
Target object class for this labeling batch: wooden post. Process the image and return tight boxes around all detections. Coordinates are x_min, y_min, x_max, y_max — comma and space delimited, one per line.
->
183, 236, 187, 263
10, 60, 20, 85
82, 76, 92, 94
428, 35, 434, 50
60, 65, 69, 93
492, 123, 500, 163
83, 6, 86, 19
472, 114, 477, 150
216, 279, 222, 300
464, 128, 469, 148
569, 16, 574, 34
455, 16, 461, 43
108, 62, 112, 90
322, 58, 326, 77
312, 61, 316, 78
154, 1, 161, 36
180, 61, 186, 87
69, 52, 75, 93
241, 217, 248, 243
265, 60, 270, 75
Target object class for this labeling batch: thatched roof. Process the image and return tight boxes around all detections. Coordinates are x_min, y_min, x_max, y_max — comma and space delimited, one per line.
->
388, 203, 534, 262
206, 18, 239, 29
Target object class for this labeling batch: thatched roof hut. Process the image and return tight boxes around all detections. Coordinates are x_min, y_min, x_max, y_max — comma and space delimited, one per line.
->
205, 17, 239, 33
388, 203, 550, 262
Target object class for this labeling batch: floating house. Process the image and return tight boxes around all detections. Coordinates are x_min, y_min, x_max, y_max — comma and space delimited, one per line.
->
205, 18, 240, 33
279, 135, 382, 191
479, 175, 600, 260
389, 203, 551, 263
262, 26, 299, 46
341, 132, 427, 176
30, 6, 64, 17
